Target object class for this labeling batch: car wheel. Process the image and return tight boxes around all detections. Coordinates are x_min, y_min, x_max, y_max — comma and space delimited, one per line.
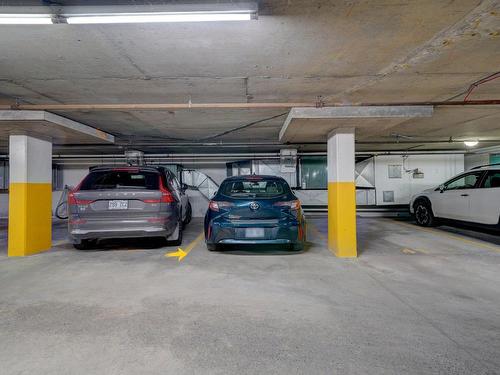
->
183, 202, 192, 227
414, 200, 436, 227
167, 215, 183, 246
73, 239, 93, 250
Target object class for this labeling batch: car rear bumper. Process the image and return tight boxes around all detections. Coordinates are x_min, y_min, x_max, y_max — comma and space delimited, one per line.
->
70, 227, 168, 243
206, 218, 306, 246
217, 238, 294, 245
68, 216, 176, 243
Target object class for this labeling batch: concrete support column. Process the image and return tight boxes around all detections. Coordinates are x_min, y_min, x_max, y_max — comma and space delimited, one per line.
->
8, 135, 52, 256
327, 128, 357, 258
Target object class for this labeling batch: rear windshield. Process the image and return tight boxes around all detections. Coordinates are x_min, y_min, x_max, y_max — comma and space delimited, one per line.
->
220, 178, 289, 198
80, 170, 160, 190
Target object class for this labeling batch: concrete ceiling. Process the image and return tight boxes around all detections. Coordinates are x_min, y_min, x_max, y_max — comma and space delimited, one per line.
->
0, 0, 499, 154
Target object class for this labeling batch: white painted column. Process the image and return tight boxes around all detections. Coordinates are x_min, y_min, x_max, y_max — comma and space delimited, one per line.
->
8, 135, 52, 256
327, 128, 357, 258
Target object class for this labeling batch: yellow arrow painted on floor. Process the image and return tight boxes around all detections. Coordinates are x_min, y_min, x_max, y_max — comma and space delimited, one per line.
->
166, 248, 188, 261
165, 232, 204, 262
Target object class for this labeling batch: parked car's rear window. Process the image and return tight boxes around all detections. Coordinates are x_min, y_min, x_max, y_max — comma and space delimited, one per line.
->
482, 171, 500, 188
220, 178, 289, 198
80, 170, 159, 190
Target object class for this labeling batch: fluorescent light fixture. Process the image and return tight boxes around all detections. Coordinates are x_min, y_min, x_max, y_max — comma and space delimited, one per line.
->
0, 3, 257, 25
66, 12, 254, 24
0, 14, 53, 24
464, 140, 479, 147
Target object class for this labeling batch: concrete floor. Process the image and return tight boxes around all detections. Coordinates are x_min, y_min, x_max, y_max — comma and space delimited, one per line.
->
1, 216, 500, 374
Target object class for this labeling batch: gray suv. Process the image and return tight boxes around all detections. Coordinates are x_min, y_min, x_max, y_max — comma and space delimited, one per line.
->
68, 166, 192, 249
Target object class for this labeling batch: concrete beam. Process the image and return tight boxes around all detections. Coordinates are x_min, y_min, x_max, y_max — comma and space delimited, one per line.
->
279, 105, 433, 141
0, 110, 114, 143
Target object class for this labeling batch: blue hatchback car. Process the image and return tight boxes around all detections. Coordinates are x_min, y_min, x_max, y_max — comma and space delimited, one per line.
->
204, 175, 306, 251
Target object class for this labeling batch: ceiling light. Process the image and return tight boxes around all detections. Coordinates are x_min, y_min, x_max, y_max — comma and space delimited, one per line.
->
66, 12, 254, 24
0, 3, 258, 25
464, 140, 479, 147
0, 14, 53, 24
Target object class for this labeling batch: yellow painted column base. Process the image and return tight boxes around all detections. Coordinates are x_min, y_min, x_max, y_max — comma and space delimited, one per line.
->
8, 183, 52, 257
328, 182, 357, 258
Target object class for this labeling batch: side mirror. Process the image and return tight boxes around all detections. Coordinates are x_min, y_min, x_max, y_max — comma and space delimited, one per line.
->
439, 184, 445, 192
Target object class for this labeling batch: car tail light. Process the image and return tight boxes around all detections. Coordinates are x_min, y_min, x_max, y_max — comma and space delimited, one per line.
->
274, 200, 301, 210
68, 192, 93, 206
142, 199, 161, 204
159, 176, 175, 203
67, 178, 90, 206
68, 191, 77, 205
209, 201, 233, 211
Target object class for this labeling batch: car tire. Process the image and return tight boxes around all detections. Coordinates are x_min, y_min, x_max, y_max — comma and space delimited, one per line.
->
183, 202, 192, 227
414, 200, 437, 227
207, 243, 218, 251
167, 215, 183, 246
291, 243, 304, 251
73, 239, 93, 250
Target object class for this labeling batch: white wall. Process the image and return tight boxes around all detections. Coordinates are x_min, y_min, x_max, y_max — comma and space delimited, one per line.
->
61, 166, 88, 188
464, 153, 489, 170
254, 159, 297, 187
374, 154, 464, 205
293, 189, 327, 205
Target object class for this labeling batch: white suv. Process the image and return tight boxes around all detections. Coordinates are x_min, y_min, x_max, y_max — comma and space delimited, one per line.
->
409, 165, 500, 227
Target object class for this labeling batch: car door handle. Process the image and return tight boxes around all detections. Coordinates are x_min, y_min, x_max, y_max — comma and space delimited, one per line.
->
461, 194, 469, 197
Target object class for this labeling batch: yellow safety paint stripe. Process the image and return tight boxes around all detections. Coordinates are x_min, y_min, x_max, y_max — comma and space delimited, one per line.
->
8, 183, 52, 257
164, 231, 205, 261
389, 219, 500, 254
183, 232, 205, 253
328, 181, 357, 258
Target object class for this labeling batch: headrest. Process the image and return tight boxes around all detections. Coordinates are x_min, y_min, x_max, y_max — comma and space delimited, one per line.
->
233, 181, 244, 191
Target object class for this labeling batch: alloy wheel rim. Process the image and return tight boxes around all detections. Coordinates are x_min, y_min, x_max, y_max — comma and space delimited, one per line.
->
416, 205, 429, 224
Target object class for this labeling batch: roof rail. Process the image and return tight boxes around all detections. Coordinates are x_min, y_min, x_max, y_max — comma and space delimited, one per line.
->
470, 163, 500, 170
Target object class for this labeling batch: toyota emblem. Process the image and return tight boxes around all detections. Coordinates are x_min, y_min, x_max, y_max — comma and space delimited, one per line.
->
249, 201, 260, 211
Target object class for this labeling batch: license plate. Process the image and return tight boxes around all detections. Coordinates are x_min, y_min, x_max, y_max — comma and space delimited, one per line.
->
108, 200, 128, 210
245, 228, 265, 238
